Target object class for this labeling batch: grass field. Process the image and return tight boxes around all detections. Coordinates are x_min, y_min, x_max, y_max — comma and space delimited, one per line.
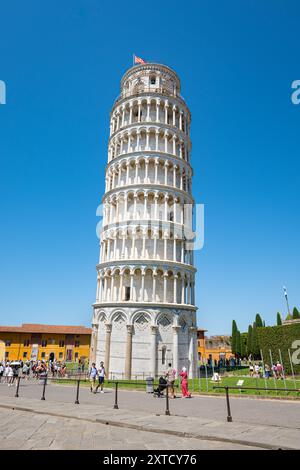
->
54, 374, 300, 398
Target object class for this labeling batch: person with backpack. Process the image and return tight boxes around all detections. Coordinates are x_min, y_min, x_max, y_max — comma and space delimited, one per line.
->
89, 362, 98, 393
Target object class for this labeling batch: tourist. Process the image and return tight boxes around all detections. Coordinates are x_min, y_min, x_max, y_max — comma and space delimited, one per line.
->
89, 362, 98, 393
0, 363, 4, 382
22, 362, 30, 380
254, 363, 260, 378
6, 363, 14, 386
249, 363, 254, 377
60, 363, 67, 378
276, 361, 283, 379
179, 367, 191, 398
165, 363, 176, 399
272, 363, 278, 379
95, 362, 106, 394
264, 363, 271, 379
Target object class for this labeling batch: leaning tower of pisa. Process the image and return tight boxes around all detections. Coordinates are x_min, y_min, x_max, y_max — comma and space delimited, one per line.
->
90, 62, 198, 379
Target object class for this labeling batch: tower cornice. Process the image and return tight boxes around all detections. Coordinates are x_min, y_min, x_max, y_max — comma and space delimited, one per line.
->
105, 151, 193, 174
96, 259, 197, 273
102, 183, 195, 204
111, 90, 190, 119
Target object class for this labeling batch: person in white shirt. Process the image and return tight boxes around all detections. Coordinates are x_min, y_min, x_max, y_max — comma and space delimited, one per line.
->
89, 363, 98, 393
254, 364, 260, 378
95, 362, 106, 394
6, 365, 14, 386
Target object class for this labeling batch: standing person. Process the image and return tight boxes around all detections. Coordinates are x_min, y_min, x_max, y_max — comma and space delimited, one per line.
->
0, 363, 4, 383
272, 363, 278, 379
249, 363, 254, 377
89, 362, 98, 393
264, 363, 271, 379
276, 361, 283, 379
254, 363, 260, 378
95, 362, 106, 394
165, 363, 176, 399
22, 362, 30, 380
6, 364, 14, 386
179, 367, 191, 398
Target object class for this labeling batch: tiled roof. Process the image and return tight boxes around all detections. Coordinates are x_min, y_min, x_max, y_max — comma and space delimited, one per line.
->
0, 323, 91, 335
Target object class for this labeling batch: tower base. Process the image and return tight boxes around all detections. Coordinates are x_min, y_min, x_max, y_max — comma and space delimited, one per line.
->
91, 304, 198, 379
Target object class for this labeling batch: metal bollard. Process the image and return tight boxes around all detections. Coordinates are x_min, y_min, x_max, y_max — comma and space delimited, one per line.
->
75, 379, 80, 404
225, 386, 232, 422
15, 377, 21, 398
41, 377, 47, 401
165, 385, 170, 416
113, 382, 119, 409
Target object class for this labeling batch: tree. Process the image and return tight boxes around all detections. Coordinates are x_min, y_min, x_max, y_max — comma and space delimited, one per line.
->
231, 320, 238, 355
251, 322, 260, 358
292, 307, 300, 319
277, 312, 282, 326
236, 330, 241, 357
240, 332, 248, 357
247, 324, 252, 356
255, 313, 263, 328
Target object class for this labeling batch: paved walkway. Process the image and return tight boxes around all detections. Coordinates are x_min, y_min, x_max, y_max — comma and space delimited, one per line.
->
0, 381, 299, 450
0, 380, 299, 428
0, 407, 259, 450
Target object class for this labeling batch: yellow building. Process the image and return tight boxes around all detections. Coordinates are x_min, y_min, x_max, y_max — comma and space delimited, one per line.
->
197, 329, 232, 364
0, 323, 91, 363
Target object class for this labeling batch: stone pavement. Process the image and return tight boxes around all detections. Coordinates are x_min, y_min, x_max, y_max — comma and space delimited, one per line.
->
1, 380, 300, 428
0, 407, 259, 450
0, 382, 299, 450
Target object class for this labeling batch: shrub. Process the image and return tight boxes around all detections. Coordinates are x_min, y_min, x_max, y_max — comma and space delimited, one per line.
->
257, 323, 300, 374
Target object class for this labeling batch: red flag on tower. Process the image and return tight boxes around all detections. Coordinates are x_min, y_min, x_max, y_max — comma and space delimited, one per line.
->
134, 55, 146, 64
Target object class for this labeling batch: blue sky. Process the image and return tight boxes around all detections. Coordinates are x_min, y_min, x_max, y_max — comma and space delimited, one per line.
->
0, 0, 299, 334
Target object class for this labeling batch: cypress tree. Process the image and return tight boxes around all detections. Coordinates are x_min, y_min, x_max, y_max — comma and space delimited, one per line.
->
236, 330, 241, 357
255, 313, 263, 328
277, 312, 282, 326
292, 307, 300, 319
231, 320, 238, 355
251, 322, 260, 358
247, 324, 252, 356
240, 333, 247, 357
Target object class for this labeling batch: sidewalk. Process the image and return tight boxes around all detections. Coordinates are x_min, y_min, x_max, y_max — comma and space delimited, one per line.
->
0, 394, 299, 450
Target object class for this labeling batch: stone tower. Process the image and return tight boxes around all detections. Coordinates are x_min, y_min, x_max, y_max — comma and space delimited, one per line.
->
90, 63, 198, 379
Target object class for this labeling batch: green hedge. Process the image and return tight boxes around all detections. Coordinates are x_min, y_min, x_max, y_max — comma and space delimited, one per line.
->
257, 323, 300, 374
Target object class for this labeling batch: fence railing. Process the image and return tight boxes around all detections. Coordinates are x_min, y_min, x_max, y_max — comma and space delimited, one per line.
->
213, 385, 300, 422
2, 376, 300, 425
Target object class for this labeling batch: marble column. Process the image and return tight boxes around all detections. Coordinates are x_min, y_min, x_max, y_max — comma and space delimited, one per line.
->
150, 325, 158, 378
172, 325, 180, 375
125, 324, 133, 380
104, 323, 112, 378
188, 326, 197, 378
90, 324, 98, 365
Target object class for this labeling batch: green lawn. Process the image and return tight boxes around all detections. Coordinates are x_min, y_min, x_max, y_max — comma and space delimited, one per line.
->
54, 375, 300, 398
